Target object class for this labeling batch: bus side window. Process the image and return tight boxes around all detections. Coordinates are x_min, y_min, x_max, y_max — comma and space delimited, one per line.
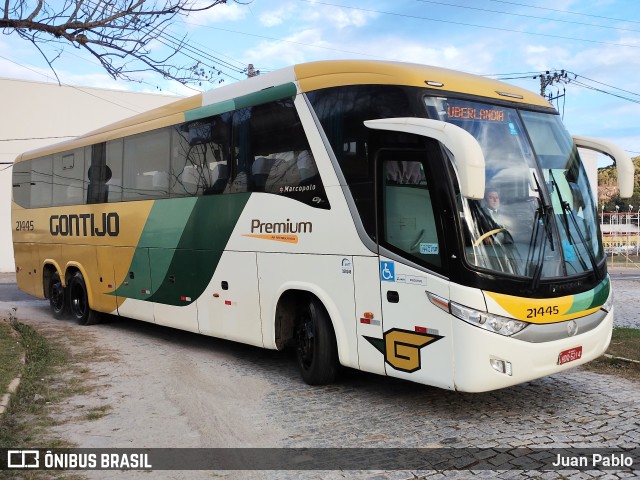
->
12, 159, 31, 208
106, 139, 123, 203
229, 99, 325, 207
382, 157, 442, 268
171, 114, 231, 197
123, 128, 170, 201
30, 155, 53, 208
87, 143, 111, 204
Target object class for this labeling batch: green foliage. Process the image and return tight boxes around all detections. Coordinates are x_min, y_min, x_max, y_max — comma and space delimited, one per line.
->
598, 156, 640, 211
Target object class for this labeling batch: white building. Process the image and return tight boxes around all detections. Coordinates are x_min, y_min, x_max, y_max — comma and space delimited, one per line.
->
0, 78, 181, 272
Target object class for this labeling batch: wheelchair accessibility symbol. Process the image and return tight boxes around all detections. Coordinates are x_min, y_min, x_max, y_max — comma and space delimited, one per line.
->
380, 261, 395, 282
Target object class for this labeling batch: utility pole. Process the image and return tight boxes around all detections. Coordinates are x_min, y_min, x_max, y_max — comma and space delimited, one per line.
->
534, 70, 570, 101
247, 64, 259, 78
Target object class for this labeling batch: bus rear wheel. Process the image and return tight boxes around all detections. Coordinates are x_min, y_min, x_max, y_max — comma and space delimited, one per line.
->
294, 297, 338, 385
49, 271, 67, 319
68, 271, 100, 326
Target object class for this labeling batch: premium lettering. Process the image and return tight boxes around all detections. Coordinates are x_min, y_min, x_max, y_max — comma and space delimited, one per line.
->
49, 212, 119, 237
250, 218, 312, 234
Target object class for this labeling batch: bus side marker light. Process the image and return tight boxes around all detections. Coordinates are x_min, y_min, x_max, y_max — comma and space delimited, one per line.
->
490, 358, 513, 376
213, 293, 220, 298
180, 296, 191, 302
427, 292, 449, 312
141, 289, 150, 294
225, 300, 232, 305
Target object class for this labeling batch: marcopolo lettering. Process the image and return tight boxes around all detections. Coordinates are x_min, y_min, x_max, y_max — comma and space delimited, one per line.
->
251, 218, 312, 234
50, 212, 120, 237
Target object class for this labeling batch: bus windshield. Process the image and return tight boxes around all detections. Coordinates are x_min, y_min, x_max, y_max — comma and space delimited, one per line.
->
424, 97, 603, 279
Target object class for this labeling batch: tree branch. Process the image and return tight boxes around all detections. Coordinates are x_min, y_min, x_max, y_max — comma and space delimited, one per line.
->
0, 0, 240, 85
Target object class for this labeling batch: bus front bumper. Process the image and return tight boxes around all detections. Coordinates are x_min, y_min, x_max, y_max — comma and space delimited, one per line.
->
451, 307, 613, 393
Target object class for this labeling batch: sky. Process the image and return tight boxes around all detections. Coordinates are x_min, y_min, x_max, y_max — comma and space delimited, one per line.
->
1, 0, 639, 157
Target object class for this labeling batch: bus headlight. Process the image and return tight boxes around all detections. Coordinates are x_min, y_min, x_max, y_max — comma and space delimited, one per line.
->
450, 302, 528, 336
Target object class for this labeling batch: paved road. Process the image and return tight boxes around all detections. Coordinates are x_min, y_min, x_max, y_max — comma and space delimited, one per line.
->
1, 278, 639, 479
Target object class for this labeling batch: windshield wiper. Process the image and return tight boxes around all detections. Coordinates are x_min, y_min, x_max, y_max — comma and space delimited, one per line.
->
527, 173, 554, 292
548, 171, 597, 275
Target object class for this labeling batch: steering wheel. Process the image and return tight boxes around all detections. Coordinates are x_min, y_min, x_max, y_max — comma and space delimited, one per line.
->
474, 228, 508, 247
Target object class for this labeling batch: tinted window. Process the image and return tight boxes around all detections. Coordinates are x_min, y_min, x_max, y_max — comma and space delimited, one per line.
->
12, 160, 31, 208
229, 99, 327, 208
380, 150, 442, 269
53, 148, 85, 205
171, 113, 231, 196
30, 156, 53, 208
106, 139, 123, 203
123, 129, 170, 201
308, 85, 416, 233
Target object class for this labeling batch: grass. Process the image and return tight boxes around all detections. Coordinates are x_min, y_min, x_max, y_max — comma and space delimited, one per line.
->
83, 405, 112, 421
583, 327, 640, 381
0, 316, 24, 399
0, 320, 71, 450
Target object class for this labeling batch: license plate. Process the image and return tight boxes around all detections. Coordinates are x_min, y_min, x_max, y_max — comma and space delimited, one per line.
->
558, 346, 583, 365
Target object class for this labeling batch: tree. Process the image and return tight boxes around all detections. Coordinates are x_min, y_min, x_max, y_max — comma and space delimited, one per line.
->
0, 0, 237, 85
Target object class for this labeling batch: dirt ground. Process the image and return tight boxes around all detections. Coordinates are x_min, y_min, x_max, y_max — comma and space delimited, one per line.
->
2, 269, 639, 479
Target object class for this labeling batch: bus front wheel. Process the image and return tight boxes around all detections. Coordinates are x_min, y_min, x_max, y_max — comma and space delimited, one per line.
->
294, 297, 338, 385
49, 271, 67, 319
68, 272, 100, 326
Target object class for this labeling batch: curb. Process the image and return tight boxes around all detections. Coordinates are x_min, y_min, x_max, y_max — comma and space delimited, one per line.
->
604, 353, 640, 365
0, 321, 25, 416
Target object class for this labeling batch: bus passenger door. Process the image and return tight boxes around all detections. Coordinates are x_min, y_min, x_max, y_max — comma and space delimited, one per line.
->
375, 144, 455, 390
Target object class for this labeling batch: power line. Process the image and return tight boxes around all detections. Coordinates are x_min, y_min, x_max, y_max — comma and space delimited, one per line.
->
183, 21, 396, 61
489, 0, 640, 25
0, 54, 170, 113
298, 0, 640, 50
416, 0, 640, 34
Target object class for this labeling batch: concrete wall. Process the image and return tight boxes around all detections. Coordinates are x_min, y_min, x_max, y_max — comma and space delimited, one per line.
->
0, 78, 181, 272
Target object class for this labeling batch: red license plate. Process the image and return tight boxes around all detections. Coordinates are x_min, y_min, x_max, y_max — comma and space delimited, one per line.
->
558, 346, 583, 365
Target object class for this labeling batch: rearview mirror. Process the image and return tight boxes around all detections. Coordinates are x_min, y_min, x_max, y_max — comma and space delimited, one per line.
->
364, 117, 486, 199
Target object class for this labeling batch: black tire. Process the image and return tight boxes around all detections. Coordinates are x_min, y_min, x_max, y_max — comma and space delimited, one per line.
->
48, 271, 67, 319
68, 271, 101, 326
294, 297, 339, 385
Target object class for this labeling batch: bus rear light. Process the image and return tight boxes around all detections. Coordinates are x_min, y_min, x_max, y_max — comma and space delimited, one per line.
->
490, 358, 513, 376
451, 301, 528, 336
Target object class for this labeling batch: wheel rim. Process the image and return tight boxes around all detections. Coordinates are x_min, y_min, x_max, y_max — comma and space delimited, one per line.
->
50, 276, 64, 313
296, 309, 315, 370
70, 281, 87, 319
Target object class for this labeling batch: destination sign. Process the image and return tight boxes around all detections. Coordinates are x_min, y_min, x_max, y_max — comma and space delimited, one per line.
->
446, 105, 505, 122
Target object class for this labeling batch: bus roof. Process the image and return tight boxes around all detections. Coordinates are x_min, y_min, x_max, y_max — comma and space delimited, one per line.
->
17, 60, 552, 162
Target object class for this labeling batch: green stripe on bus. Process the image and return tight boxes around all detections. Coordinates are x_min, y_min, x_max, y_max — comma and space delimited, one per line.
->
184, 100, 235, 122
566, 276, 610, 314
146, 193, 251, 306
184, 83, 297, 123
233, 83, 297, 110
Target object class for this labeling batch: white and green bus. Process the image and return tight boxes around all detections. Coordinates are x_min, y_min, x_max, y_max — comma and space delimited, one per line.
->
12, 60, 633, 392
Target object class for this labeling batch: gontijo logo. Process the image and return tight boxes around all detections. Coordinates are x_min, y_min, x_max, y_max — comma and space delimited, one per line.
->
242, 218, 312, 244
49, 212, 120, 237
